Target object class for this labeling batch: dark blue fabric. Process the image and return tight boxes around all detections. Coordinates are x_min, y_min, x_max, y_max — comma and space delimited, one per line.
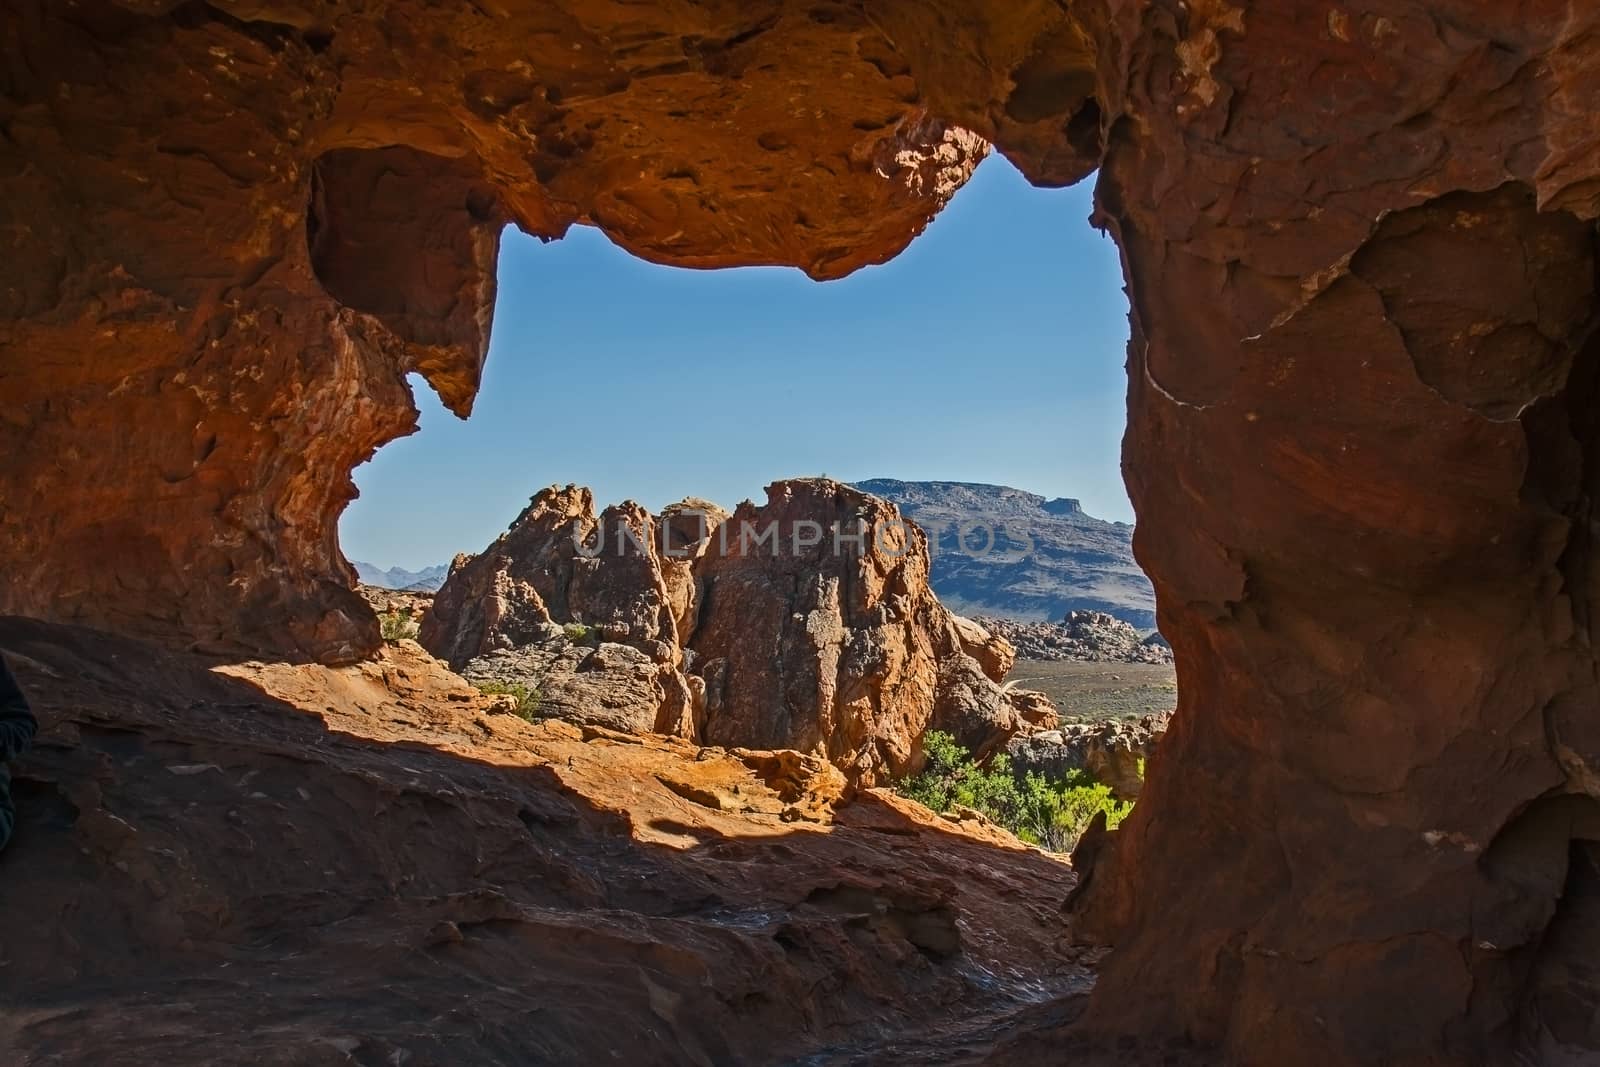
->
0, 655, 35, 853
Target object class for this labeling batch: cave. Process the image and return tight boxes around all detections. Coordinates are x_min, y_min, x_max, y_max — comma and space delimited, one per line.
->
4, 1, 1600, 1063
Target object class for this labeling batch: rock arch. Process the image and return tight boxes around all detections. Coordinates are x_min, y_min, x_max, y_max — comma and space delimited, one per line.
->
4, 1, 1600, 1061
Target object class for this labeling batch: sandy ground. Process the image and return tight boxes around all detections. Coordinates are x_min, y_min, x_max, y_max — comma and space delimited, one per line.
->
1006, 660, 1178, 722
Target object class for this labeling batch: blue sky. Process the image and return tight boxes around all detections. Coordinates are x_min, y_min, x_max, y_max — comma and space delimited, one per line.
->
340, 155, 1132, 571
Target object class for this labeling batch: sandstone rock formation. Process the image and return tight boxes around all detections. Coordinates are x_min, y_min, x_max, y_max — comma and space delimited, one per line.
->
689, 480, 1029, 785
420, 486, 682, 668
656, 496, 730, 652
425, 479, 1032, 785
0, 615, 1086, 1064
9, 2, 1600, 1061
1008, 713, 1169, 800
976, 611, 1175, 665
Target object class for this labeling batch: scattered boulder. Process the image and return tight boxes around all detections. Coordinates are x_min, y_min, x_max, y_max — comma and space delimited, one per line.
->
975, 610, 1175, 665
1006, 712, 1170, 799
1005, 688, 1060, 731
949, 614, 1016, 682
461, 640, 699, 737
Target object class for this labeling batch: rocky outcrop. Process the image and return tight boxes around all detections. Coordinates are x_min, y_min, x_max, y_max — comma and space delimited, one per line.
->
420, 486, 682, 668
1008, 714, 1169, 800
690, 480, 1028, 785
857, 479, 1156, 628
0, 615, 1086, 1065
657, 497, 729, 650
976, 611, 1175, 665
426, 479, 1032, 785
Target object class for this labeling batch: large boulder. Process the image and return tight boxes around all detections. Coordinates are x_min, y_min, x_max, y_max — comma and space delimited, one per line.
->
690, 479, 1033, 786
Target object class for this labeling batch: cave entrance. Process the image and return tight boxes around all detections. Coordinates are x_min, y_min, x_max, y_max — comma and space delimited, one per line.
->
337, 152, 1173, 792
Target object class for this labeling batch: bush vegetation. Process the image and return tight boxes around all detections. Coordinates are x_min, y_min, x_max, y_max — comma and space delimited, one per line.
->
563, 622, 596, 643
379, 609, 419, 644
895, 731, 1134, 853
476, 680, 543, 721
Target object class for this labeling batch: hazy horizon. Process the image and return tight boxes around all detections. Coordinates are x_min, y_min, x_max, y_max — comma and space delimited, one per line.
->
340, 155, 1133, 571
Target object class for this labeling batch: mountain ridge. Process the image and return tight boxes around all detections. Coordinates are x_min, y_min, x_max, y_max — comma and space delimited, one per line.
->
350, 560, 450, 592
853, 478, 1154, 628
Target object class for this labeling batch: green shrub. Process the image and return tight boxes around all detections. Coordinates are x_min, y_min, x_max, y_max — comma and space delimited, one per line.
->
895, 731, 1134, 853
1015, 770, 1134, 853
476, 680, 543, 721
379, 609, 419, 644
562, 622, 595, 643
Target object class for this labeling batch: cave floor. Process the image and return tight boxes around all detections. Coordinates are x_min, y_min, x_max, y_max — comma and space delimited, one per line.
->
0, 617, 1096, 1065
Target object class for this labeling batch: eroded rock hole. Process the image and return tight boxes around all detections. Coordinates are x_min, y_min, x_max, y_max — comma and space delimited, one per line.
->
340, 157, 1166, 820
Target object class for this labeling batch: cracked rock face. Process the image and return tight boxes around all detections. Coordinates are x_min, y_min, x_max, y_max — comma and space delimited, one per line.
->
9, 1, 1600, 1061
691, 479, 1025, 786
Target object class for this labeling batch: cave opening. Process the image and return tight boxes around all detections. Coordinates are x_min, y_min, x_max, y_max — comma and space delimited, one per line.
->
337, 154, 1136, 590
334, 149, 1177, 808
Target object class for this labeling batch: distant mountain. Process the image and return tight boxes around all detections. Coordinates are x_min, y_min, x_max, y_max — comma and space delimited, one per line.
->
350, 560, 450, 592
853, 479, 1155, 629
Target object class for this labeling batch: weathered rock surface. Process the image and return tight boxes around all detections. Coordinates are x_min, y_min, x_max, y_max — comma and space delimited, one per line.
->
463, 640, 698, 738
1058, 8, 1600, 1066
0, 1, 1055, 664
420, 486, 681, 668
857, 480, 1155, 628
657, 496, 730, 653
977, 611, 1174, 665
0, 615, 1087, 1064
1008, 714, 1168, 800
429, 479, 1033, 786
10, 1, 1600, 1061
691, 479, 1032, 786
